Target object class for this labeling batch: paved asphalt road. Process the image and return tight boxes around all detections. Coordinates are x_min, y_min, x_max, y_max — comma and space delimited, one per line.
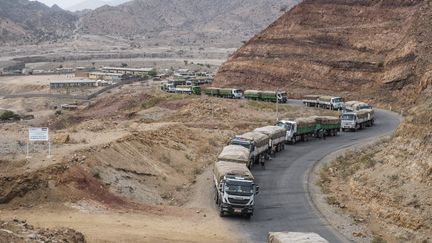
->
224, 102, 401, 242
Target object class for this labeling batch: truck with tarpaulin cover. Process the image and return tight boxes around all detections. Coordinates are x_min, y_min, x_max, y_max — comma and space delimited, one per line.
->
311, 116, 341, 137
345, 101, 374, 112
254, 126, 287, 154
203, 87, 242, 98
268, 232, 329, 243
230, 131, 270, 167
303, 95, 345, 110
276, 117, 317, 144
213, 161, 259, 218
341, 110, 374, 132
217, 145, 253, 168
244, 90, 288, 103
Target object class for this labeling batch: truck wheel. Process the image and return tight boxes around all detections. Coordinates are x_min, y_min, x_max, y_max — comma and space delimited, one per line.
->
219, 210, 225, 217
245, 214, 252, 219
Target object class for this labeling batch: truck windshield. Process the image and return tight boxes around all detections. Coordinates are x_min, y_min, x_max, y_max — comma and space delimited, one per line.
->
233, 89, 242, 94
359, 105, 372, 110
332, 98, 343, 103
225, 181, 254, 196
276, 122, 292, 131
341, 114, 355, 120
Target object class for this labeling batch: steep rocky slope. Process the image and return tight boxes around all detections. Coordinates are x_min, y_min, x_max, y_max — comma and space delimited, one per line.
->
0, 0, 77, 44
79, 0, 299, 46
215, 0, 430, 106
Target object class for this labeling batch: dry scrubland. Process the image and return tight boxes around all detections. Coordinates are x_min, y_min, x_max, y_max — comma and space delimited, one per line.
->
0, 84, 336, 242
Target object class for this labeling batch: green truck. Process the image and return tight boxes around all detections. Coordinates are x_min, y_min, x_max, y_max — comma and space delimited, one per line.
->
203, 87, 242, 99
244, 90, 288, 103
312, 116, 341, 137
160, 83, 201, 95
276, 116, 341, 144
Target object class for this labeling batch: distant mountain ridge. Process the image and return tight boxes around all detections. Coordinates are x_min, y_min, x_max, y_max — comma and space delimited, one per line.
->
0, 0, 77, 44
0, 0, 299, 46
78, 0, 299, 45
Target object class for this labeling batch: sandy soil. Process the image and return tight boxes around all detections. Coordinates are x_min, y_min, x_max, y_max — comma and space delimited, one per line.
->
0, 205, 239, 243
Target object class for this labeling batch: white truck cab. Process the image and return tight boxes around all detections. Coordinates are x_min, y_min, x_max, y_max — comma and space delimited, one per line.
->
232, 89, 243, 99
329, 97, 345, 110
276, 120, 296, 142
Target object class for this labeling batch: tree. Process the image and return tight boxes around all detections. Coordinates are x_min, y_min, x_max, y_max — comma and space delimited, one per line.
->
148, 69, 157, 77
0, 110, 20, 121
121, 63, 128, 67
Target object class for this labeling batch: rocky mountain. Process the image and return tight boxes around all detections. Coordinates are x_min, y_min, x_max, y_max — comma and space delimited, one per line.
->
215, 0, 432, 241
0, 0, 77, 44
215, 0, 429, 105
78, 0, 300, 45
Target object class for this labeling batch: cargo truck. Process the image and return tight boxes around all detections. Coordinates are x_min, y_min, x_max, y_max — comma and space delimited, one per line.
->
254, 126, 287, 154
312, 116, 341, 137
230, 131, 270, 167
345, 101, 373, 112
244, 90, 288, 103
203, 87, 220, 96
161, 83, 201, 95
268, 232, 329, 243
173, 85, 201, 95
203, 87, 242, 98
276, 117, 317, 144
341, 110, 374, 132
214, 161, 259, 218
303, 95, 345, 110
218, 145, 253, 168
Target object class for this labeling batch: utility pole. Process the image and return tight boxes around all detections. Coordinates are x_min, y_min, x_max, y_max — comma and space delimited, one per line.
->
276, 88, 279, 122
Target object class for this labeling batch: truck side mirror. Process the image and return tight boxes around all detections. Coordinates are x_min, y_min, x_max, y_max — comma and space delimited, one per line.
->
255, 185, 260, 195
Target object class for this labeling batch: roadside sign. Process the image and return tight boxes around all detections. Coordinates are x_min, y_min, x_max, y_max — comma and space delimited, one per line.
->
29, 127, 49, 141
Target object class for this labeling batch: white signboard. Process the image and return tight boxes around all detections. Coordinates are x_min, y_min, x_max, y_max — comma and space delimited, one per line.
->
29, 127, 49, 141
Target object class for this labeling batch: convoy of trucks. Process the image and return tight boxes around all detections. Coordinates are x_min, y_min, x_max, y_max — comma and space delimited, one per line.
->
303, 95, 345, 110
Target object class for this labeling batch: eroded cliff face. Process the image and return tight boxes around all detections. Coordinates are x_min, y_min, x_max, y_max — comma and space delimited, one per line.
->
215, 0, 431, 107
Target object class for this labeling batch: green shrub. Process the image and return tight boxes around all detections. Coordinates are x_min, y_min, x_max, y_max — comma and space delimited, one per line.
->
0, 110, 20, 121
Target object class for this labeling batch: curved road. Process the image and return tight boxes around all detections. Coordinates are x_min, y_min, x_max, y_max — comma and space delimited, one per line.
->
224, 103, 401, 242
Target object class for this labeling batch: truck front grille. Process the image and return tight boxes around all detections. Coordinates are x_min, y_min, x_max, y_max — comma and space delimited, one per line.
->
228, 198, 249, 205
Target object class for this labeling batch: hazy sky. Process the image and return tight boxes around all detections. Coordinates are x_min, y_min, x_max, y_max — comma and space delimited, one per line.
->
32, 0, 98, 9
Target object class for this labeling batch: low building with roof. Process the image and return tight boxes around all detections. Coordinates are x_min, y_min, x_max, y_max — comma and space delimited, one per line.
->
88, 72, 124, 82
50, 80, 97, 89
101, 67, 154, 76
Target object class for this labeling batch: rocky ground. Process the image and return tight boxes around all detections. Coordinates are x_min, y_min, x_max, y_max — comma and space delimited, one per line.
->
0, 219, 85, 243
